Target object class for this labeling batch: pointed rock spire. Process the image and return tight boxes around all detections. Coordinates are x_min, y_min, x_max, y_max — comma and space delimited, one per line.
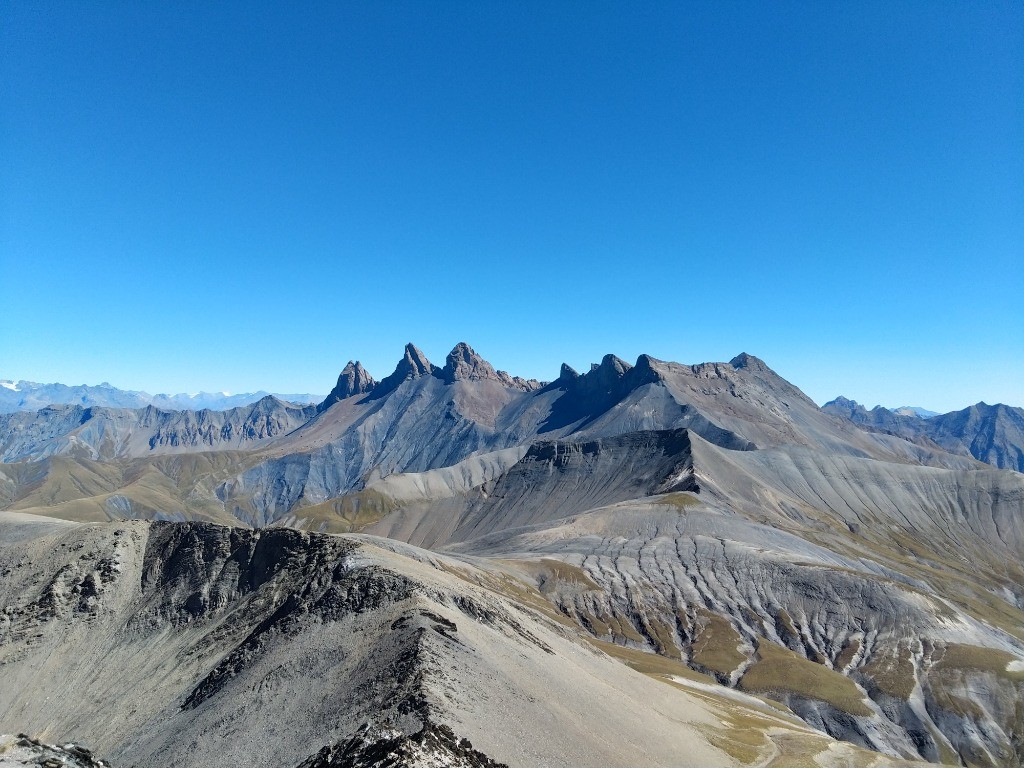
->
339, 361, 376, 394
599, 354, 632, 377
442, 342, 499, 384
317, 361, 377, 412
365, 343, 441, 400
535, 362, 577, 394
438, 343, 541, 390
397, 343, 435, 379
632, 354, 666, 386
729, 352, 766, 371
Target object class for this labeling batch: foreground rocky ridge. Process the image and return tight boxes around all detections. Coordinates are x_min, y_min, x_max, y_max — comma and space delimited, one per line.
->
1, 513, 906, 768
0, 734, 109, 767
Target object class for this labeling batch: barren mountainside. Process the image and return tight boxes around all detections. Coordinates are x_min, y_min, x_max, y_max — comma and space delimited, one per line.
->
1, 343, 1022, 767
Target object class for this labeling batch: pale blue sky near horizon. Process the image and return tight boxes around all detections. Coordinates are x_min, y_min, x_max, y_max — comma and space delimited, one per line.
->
2, 2, 1021, 412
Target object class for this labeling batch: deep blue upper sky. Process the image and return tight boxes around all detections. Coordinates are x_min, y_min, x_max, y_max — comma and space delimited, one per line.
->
2, 2, 1021, 410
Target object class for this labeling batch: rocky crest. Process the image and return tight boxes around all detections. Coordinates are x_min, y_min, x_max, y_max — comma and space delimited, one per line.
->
440, 343, 541, 391
0, 516, 749, 768
442, 342, 500, 384
366, 344, 440, 400
295, 723, 508, 768
318, 362, 377, 412
0, 397, 317, 462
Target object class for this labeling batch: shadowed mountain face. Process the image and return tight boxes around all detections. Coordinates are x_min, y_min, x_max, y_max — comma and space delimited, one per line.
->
2, 343, 1023, 767
824, 397, 1024, 471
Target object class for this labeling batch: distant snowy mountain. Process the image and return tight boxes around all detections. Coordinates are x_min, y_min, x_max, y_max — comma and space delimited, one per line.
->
0, 380, 152, 412
0, 380, 321, 413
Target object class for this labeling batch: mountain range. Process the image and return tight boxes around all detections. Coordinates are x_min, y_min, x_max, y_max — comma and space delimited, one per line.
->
0, 380, 322, 413
1, 342, 1022, 768
824, 396, 1024, 472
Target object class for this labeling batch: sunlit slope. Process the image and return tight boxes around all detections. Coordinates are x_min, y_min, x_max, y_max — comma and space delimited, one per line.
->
367, 429, 1022, 765
0, 513, 924, 768
0, 452, 262, 525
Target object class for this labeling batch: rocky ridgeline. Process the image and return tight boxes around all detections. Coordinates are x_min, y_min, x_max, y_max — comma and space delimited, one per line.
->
319, 343, 543, 413
295, 723, 508, 768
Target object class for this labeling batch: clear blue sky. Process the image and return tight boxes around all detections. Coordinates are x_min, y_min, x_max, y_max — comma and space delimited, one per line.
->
2, 2, 1021, 410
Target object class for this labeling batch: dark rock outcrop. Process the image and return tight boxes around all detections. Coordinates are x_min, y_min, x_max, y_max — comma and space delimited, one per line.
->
0, 735, 111, 767
295, 723, 508, 768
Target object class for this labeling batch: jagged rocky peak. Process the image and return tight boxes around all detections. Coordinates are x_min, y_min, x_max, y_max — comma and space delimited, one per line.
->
565, 354, 634, 402
729, 351, 770, 371
494, 370, 544, 391
726, 352, 817, 404
437, 343, 541, 391
590, 354, 632, 382
318, 361, 377, 412
825, 395, 860, 409
442, 342, 499, 383
631, 354, 668, 386
547, 353, 661, 398
822, 396, 871, 417
365, 343, 441, 400
397, 343, 437, 379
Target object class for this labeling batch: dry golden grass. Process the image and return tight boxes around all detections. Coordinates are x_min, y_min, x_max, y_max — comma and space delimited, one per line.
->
860, 642, 916, 700
651, 491, 701, 509
292, 488, 399, 533
834, 637, 861, 672
691, 611, 748, 677
933, 643, 1024, 680
740, 640, 872, 717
